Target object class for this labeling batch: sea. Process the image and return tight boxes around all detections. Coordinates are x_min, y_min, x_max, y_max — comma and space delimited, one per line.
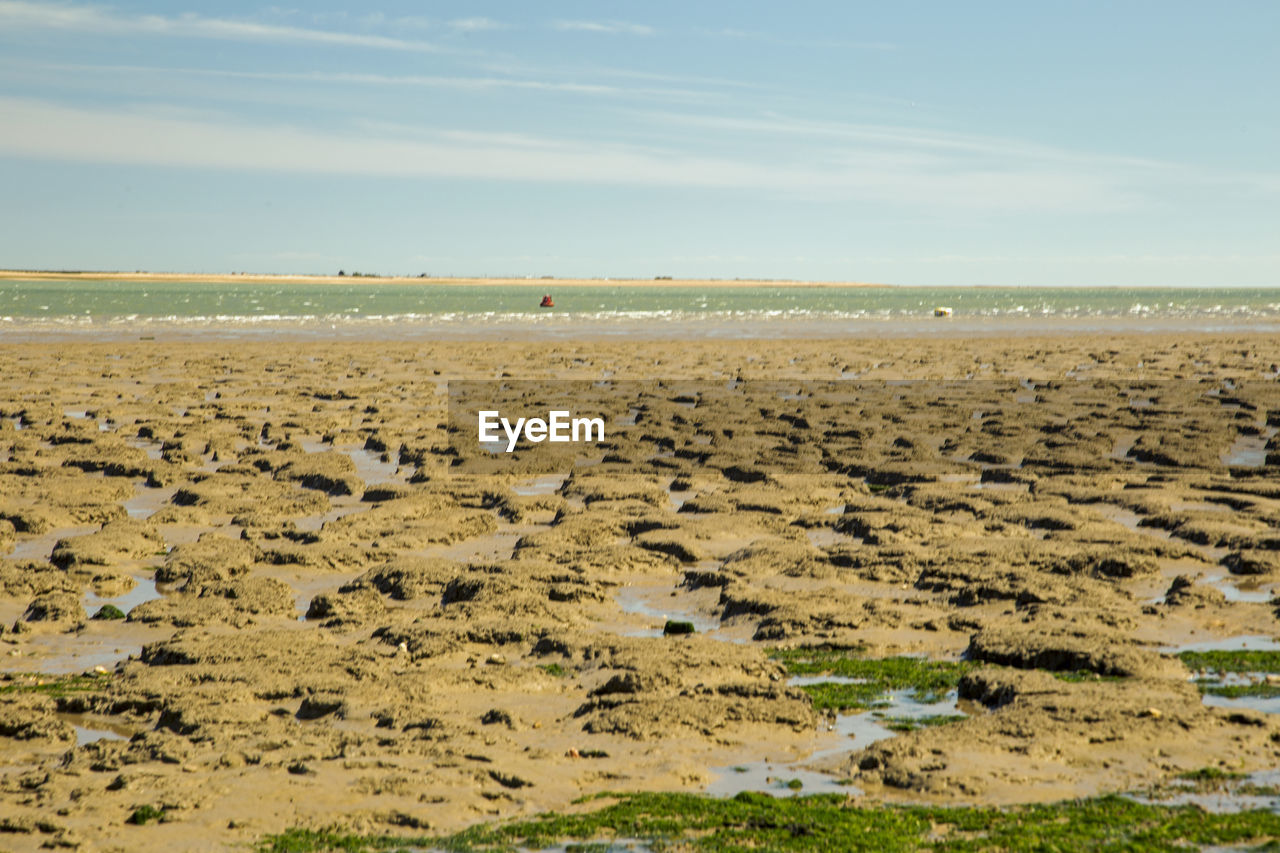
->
2, 278, 1279, 339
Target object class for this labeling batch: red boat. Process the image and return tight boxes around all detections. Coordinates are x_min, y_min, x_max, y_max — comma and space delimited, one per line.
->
540, 294, 555, 308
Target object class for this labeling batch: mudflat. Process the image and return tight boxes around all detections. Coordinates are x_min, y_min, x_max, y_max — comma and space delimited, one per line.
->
2, 333, 1279, 851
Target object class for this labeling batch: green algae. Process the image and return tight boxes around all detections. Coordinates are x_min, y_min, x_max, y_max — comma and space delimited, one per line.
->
1178, 650, 1280, 674
880, 714, 967, 733
258, 791, 1280, 852
769, 648, 974, 711
127, 804, 166, 825
1199, 682, 1280, 699
0, 671, 111, 697
93, 603, 126, 620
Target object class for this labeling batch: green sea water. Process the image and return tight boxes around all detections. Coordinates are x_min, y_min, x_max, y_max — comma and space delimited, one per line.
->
3, 279, 1278, 322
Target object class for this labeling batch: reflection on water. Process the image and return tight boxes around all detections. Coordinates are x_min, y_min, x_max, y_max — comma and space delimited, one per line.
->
123, 481, 177, 519
615, 585, 722, 637
705, 687, 966, 798
83, 575, 164, 616
1222, 427, 1278, 468
1203, 574, 1274, 604
1163, 635, 1280, 654
348, 447, 401, 485
5, 525, 97, 562
1128, 768, 1280, 814
56, 713, 134, 747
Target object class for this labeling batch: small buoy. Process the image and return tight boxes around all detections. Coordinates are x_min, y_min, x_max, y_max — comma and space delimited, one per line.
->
934, 306, 953, 317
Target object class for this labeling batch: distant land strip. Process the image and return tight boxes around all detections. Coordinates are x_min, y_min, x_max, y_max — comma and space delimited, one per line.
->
0, 270, 891, 288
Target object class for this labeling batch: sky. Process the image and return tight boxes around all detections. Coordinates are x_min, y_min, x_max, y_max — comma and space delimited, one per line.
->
0, 1, 1277, 285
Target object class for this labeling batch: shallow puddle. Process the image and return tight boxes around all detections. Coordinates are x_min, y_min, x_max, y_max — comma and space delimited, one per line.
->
665, 478, 692, 510
1163, 635, 1280, 654
1202, 574, 1275, 603
294, 497, 366, 533
285, 568, 368, 622
415, 522, 547, 563
348, 447, 401, 484
1128, 767, 1280, 813
82, 574, 166, 617
704, 762, 858, 797
1109, 433, 1137, 461
1094, 504, 1228, 561
56, 713, 134, 747
615, 585, 722, 636
970, 481, 1029, 493
1222, 427, 1278, 468
4, 629, 157, 674
298, 439, 404, 484
804, 528, 858, 549
1202, 692, 1280, 715
512, 474, 566, 496
122, 480, 177, 519
125, 435, 165, 461
1168, 500, 1232, 513
705, 689, 967, 798
788, 675, 866, 686
5, 525, 97, 562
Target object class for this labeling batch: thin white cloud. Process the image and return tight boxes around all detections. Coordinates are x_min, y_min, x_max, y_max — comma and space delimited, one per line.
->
0, 96, 1140, 211
645, 110, 1280, 199
707, 27, 895, 51
18, 60, 712, 103
640, 110, 1175, 170
554, 20, 655, 36
0, 1, 443, 51
450, 17, 502, 32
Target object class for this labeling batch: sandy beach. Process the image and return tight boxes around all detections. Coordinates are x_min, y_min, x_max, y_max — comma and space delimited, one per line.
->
0, 331, 1278, 850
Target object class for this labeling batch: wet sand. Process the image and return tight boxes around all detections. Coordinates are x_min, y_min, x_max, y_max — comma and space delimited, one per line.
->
2, 333, 1280, 850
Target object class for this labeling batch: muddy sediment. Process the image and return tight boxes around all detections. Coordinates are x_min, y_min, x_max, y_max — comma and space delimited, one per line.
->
1, 336, 1280, 850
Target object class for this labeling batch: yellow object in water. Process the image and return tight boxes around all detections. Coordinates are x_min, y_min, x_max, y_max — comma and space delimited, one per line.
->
934, 306, 953, 317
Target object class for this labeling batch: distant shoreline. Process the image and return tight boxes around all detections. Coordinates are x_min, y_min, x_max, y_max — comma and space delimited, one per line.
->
0, 270, 891, 288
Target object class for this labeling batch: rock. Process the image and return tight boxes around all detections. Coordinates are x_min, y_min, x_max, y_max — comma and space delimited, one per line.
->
1163, 575, 1226, 608
305, 588, 386, 627
155, 535, 260, 584
0, 695, 74, 742
1223, 550, 1280, 576
341, 556, 458, 600
128, 577, 294, 626
967, 616, 1179, 678
21, 592, 85, 626
50, 518, 164, 568
481, 708, 518, 729
275, 452, 362, 495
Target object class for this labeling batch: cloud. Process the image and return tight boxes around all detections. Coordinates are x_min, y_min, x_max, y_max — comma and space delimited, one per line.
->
554, 20, 655, 36
706, 27, 895, 50
450, 17, 502, 33
0, 1, 443, 51
639, 110, 1164, 169
0, 96, 1143, 212
20, 61, 712, 103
